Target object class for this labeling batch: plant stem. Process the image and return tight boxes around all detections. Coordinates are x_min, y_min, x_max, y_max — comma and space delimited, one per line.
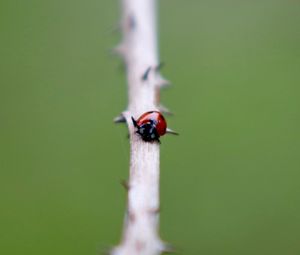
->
112, 0, 169, 254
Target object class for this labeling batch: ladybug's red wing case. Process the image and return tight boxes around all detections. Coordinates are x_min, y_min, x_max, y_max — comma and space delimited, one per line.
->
153, 112, 167, 136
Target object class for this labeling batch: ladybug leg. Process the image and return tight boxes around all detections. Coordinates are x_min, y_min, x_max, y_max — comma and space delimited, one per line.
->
152, 129, 161, 144
131, 117, 138, 127
131, 117, 143, 138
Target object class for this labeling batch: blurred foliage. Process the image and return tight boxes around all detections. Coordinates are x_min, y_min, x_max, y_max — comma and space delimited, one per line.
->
0, 0, 300, 254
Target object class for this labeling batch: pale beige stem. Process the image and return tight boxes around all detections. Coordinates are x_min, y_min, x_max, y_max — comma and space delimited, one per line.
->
112, 0, 170, 254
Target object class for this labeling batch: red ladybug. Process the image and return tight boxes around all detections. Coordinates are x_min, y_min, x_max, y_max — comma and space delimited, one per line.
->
132, 111, 177, 143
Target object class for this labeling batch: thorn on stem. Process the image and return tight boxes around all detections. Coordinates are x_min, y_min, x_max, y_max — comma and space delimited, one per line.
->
114, 114, 126, 123
120, 179, 130, 190
158, 104, 173, 115
141, 67, 152, 81
149, 207, 160, 214
161, 243, 177, 254
157, 76, 171, 88
112, 43, 126, 57
155, 61, 165, 72
166, 128, 179, 135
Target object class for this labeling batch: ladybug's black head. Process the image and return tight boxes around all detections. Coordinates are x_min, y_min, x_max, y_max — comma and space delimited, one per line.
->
131, 117, 160, 143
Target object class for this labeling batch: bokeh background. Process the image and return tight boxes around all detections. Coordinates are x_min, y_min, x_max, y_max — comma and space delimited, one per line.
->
1, 0, 300, 254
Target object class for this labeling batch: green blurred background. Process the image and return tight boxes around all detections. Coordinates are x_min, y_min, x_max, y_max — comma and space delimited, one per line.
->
1, 0, 300, 254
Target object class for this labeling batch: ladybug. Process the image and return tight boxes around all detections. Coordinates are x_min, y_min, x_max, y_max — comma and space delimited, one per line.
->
132, 111, 177, 143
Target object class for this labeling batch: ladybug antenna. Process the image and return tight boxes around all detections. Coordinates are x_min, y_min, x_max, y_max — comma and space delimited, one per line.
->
166, 128, 179, 135
131, 116, 138, 127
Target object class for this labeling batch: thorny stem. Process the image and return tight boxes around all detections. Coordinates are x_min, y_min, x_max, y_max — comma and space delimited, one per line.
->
112, 0, 171, 254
